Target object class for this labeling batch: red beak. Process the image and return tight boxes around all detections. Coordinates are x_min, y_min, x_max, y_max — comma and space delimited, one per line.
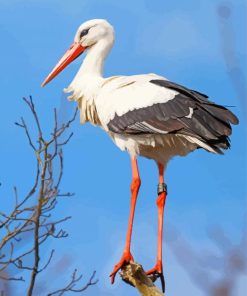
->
41, 42, 86, 87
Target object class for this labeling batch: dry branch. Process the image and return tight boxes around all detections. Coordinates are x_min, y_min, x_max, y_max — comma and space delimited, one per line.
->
48, 270, 97, 296
0, 96, 97, 295
120, 262, 164, 296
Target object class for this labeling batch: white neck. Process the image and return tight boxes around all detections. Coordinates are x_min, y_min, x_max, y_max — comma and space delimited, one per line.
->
65, 37, 114, 102
73, 38, 113, 81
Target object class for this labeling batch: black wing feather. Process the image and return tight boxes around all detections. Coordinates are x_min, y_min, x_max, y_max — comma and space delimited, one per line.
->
107, 79, 239, 152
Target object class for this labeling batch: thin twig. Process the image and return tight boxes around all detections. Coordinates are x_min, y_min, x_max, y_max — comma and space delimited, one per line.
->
48, 270, 98, 296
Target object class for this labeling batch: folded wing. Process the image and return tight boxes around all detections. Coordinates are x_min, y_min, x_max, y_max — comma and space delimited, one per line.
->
106, 78, 239, 153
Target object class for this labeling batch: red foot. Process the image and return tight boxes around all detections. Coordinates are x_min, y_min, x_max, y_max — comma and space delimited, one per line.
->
110, 251, 134, 284
146, 261, 165, 293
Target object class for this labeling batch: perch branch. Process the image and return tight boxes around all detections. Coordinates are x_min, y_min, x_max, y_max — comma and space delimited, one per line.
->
120, 262, 164, 296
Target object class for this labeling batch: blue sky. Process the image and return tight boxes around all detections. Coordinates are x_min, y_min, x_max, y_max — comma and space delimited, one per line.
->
0, 0, 246, 295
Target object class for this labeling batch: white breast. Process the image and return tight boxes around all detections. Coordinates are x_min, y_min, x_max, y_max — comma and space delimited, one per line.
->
110, 132, 198, 167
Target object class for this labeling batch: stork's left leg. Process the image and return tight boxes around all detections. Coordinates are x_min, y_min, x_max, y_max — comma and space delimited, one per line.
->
110, 156, 141, 284
146, 163, 167, 292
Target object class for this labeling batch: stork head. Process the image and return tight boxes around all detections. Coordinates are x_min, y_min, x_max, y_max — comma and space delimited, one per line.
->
41, 19, 114, 87
75, 19, 114, 48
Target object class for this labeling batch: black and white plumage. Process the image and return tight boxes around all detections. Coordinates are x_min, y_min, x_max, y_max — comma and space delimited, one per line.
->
68, 71, 238, 167
106, 78, 237, 154
42, 19, 239, 287
42, 19, 238, 167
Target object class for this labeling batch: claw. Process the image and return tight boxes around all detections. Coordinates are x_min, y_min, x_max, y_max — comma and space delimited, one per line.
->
110, 252, 134, 284
146, 261, 165, 293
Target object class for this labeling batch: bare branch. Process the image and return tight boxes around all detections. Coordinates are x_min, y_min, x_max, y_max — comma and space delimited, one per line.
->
0, 97, 94, 295
48, 270, 98, 296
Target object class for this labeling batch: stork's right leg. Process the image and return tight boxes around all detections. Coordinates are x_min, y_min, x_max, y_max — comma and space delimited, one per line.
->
110, 156, 141, 284
146, 163, 167, 292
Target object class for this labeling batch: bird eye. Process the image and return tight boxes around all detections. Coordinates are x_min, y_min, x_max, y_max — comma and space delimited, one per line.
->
80, 28, 90, 38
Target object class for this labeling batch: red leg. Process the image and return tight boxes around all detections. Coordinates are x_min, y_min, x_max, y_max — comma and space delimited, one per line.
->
146, 163, 167, 292
110, 156, 141, 284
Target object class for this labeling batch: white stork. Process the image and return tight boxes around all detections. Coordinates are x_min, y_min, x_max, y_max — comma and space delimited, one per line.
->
42, 19, 238, 291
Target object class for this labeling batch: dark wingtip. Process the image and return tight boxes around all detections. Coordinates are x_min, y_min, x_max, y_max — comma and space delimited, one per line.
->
232, 114, 239, 125
227, 110, 239, 125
